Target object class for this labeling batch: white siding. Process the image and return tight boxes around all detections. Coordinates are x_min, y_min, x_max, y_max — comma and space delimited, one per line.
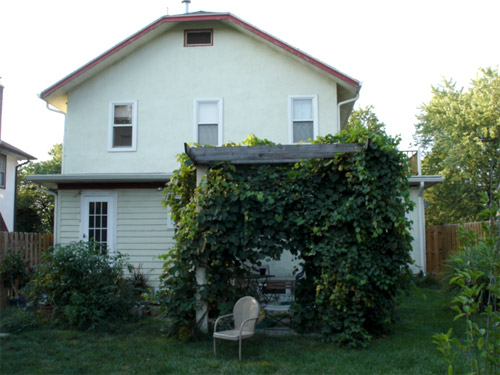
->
116, 189, 173, 288
0, 155, 18, 231
57, 190, 81, 244
56, 189, 173, 288
408, 187, 425, 273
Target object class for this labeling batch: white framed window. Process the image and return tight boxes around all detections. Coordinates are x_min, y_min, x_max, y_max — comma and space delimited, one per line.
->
0, 154, 6, 189
288, 95, 318, 144
194, 98, 223, 146
108, 101, 137, 152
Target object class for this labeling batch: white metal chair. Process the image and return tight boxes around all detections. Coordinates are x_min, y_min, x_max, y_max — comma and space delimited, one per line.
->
213, 296, 260, 360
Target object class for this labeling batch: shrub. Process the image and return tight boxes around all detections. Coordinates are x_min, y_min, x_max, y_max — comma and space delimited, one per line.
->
441, 242, 492, 307
25, 241, 138, 330
0, 251, 29, 298
0, 307, 41, 333
433, 192, 500, 374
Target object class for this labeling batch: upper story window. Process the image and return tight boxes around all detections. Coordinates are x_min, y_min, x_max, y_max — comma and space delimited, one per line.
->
0, 154, 6, 189
289, 95, 318, 143
184, 29, 213, 47
109, 101, 137, 152
194, 98, 223, 146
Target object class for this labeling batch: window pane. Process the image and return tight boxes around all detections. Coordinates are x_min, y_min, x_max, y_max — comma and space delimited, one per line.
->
0, 155, 6, 187
293, 121, 314, 143
293, 99, 312, 120
102, 202, 108, 215
113, 126, 133, 147
114, 105, 133, 124
198, 102, 218, 124
198, 124, 218, 146
186, 31, 212, 45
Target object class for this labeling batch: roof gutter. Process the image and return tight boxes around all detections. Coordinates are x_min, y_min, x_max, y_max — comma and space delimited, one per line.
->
337, 93, 360, 130
45, 101, 66, 115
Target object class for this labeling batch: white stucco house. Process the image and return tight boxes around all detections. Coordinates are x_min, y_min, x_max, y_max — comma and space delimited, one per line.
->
0, 84, 37, 232
27, 12, 442, 286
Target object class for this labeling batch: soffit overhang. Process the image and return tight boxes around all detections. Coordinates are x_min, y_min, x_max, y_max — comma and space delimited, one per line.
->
27, 173, 172, 189
408, 175, 445, 189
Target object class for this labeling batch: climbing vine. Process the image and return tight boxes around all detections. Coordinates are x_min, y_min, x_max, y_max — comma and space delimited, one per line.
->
159, 126, 414, 346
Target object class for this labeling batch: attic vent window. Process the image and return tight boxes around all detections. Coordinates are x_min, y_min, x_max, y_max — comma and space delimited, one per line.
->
185, 29, 213, 46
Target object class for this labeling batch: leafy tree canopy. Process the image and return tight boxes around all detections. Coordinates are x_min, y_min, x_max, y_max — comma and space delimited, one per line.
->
414, 67, 500, 224
16, 144, 62, 233
345, 105, 386, 134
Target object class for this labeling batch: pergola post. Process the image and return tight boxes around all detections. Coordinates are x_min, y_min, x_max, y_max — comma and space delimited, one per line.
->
195, 166, 209, 333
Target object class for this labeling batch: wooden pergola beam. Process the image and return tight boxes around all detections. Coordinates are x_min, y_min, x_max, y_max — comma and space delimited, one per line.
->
185, 142, 365, 165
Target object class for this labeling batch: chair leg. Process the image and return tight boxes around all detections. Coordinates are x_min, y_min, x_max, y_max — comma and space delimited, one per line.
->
214, 338, 216, 357
239, 337, 242, 360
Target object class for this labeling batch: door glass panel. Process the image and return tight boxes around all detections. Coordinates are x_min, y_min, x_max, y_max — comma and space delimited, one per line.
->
87, 201, 109, 249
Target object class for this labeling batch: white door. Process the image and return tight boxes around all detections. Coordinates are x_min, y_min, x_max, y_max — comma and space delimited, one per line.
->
81, 194, 116, 253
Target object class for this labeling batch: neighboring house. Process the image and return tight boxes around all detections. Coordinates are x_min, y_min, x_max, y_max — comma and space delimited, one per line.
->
27, 12, 441, 286
0, 140, 36, 232
0, 84, 37, 231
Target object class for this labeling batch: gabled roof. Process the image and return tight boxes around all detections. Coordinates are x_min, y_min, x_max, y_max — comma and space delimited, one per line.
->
40, 12, 361, 112
0, 140, 36, 161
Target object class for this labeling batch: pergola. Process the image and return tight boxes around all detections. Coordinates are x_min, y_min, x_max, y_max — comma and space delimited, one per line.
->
184, 142, 366, 332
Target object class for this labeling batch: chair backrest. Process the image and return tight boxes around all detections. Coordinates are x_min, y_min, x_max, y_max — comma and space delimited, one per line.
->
233, 296, 260, 332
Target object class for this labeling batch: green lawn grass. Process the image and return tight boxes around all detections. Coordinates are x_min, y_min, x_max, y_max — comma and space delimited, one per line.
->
0, 286, 466, 374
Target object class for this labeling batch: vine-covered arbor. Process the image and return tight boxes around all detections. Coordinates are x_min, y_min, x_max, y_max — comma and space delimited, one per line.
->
161, 126, 414, 347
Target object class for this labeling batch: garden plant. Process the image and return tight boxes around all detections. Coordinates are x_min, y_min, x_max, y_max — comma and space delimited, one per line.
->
25, 241, 140, 330
0, 251, 29, 300
433, 191, 500, 374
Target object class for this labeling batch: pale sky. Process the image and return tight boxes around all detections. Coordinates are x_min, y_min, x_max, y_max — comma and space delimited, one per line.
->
1, 0, 499, 161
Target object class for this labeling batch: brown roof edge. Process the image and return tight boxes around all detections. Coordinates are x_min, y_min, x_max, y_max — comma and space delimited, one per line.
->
40, 13, 360, 100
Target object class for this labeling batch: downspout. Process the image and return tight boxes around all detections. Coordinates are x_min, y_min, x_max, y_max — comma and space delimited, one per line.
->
13, 160, 31, 232
417, 147, 426, 274
35, 187, 58, 246
41, 100, 65, 243
337, 92, 360, 130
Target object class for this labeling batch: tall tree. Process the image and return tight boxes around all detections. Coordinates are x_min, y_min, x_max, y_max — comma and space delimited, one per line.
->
16, 144, 62, 233
345, 105, 386, 133
414, 67, 500, 225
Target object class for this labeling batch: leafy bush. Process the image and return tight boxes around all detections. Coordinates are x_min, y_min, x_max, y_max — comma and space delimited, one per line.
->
25, 241, 138, 330
433, 192, 500, 374
0, 307, 41, 333
160, 128, 414, 347
0, 251, 29, 298
441, 242, 492, 307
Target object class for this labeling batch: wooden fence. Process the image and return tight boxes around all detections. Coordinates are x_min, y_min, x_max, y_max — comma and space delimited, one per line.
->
426, 221, 488, 275
0, 232, 53, 309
